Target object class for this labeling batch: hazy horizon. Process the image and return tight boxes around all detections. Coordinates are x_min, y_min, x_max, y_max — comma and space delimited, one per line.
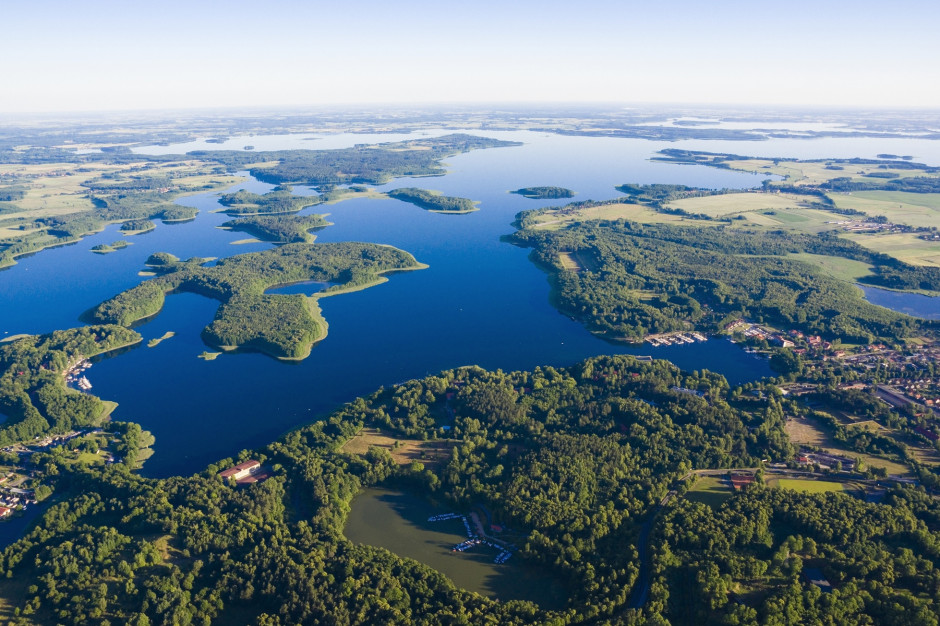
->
4, 0, 939, 114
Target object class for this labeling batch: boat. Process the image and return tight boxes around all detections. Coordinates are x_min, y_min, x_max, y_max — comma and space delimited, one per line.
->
78, 376, 92, 390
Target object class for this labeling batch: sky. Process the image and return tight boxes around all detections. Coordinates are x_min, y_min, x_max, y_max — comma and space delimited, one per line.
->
2, 0, 939, 113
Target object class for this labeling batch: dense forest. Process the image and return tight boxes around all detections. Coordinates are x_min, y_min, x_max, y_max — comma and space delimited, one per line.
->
221, 214, 330, 243
511, 218, 928, 342
0, 356, 780, 623
85, 243, 424, 359
217, 186, 320, 215
512, 186, 575, 199
1, 355, 936, 624
386, 188, 477, 213
650, 488, 940, 624
0, 326, 141, 445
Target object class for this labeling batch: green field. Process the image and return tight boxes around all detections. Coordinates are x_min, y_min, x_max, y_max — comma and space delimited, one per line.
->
665, 191, 807, 218
843, 231, 940, 267
830, 190, 940, 228
770, 478, 844, 493
529, 202, 696, 231
686, 475, 733, 508
788, 252, 876, 283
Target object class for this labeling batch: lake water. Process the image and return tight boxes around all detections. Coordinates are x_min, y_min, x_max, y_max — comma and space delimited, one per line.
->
343, 488, 568, 608
859, 285, 940, 320
11, 130, 923, 478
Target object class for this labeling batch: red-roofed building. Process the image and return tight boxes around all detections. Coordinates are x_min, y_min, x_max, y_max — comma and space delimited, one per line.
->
0, 506, 12, 519
219, 460, 262, 483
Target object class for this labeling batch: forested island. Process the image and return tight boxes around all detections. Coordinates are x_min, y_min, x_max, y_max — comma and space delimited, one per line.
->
387, 188, 478, 213
221, 214, 330, 243
511, 186, 575, 199
217, 185, 320, 215
85, 243, 426, 360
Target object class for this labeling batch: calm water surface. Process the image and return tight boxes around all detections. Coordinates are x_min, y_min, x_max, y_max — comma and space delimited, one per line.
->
859, 285, 940, 320
13, 132, 903, 477
344, 488, 568, 608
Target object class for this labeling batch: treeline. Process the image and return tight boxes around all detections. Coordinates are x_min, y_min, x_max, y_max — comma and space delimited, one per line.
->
511, 220, 923, 342
222, 213, 329, 243
511, 186, 575, 199
86, 242, 424, 359
192, 134, 520, 186
387, 187, 477, 213
822, 176, 940, 193
0, 326, 141, 446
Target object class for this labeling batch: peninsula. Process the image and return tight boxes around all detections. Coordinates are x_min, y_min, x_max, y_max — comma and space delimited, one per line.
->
85, 242, 426, 360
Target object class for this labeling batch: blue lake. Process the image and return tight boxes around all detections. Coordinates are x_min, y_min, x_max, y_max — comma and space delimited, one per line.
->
3, 131, 856, 478
860, 285, 940, 320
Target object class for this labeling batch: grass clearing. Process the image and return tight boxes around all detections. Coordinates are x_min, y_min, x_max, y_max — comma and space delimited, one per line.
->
769, 478, 844, 493
785, 416, 911, 475
558, 251, 582, 272
529, 202, 695, 230
788, 253, 876, 283
785, 416, 829, 446
842, 231, 940, 267
666, 192, 807, 217
340, 427, 453, 469
686, 475, 732, 508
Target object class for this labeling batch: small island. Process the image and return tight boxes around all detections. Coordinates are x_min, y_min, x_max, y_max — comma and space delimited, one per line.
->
120, 219, 156, 235
387, 187, 478, 213
159, 206, 198, 222
221, 213, 331, 243
90, 240, 130, 254
511, 186, 575, 199
87, 243, 427, 360
217, 185, 320, 216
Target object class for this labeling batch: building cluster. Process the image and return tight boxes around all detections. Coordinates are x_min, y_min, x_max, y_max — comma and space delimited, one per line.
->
826, 220, 905, 233
796, 449, 856, 472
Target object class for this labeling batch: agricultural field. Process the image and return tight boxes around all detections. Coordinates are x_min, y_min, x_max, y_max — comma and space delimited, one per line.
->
723, 158, 935, 187
527, 202, 695, 230
665, 191, 808, 218
0, 160, 242, 225
830, 190, 940, 228
843, 231, 940, 267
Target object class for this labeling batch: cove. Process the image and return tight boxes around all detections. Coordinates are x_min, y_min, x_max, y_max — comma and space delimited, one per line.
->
859, 285, 940, 320
343, 488, 568, 608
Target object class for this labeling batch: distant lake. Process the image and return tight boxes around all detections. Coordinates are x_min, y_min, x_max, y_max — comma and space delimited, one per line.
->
344, 488, 568, 608
14, 131, 926, 478
859, 285, 940, 320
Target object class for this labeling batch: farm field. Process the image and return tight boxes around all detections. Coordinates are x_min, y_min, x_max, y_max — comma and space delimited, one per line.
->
830, 190, 940, 228
665, 191, 807, 217
843, 231, 940, 267
528, 202, 694, 230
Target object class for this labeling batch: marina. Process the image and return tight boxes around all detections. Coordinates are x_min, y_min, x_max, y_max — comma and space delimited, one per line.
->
644, 331, 709, 347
